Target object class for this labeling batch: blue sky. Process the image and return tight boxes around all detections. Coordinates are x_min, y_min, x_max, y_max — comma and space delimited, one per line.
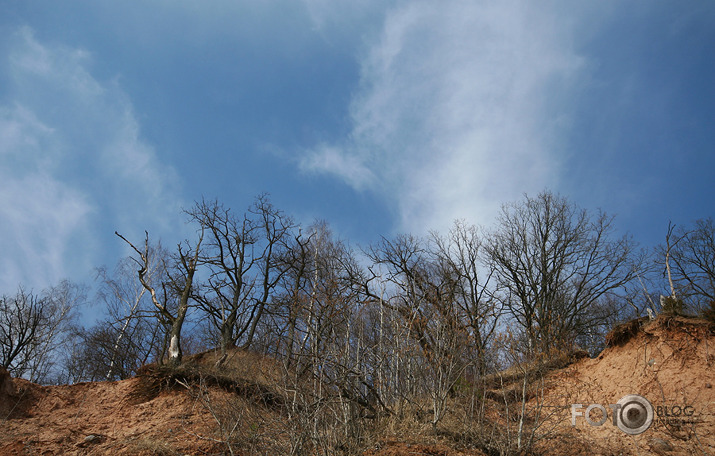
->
1, 1, 714, 302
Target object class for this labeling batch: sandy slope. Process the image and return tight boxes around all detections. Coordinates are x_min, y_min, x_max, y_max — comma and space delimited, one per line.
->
0, 373, 220, 455
1, 315, 713, 455
533, 316, 715, 455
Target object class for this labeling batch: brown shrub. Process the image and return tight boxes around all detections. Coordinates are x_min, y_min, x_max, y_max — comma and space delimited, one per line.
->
605, 316, 648, 347
702, 300, 715, 324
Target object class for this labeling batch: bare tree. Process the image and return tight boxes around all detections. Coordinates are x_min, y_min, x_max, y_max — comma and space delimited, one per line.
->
365, 233, 475, 428
432, 220, 500, 377
0, 289, 46, 379
663, 218, 715, 312
272, 221, 381, 450
68, 258, 165, 381
187, 195, 294, 362
116, 230, 203, 367
272, 227, 314, 367
484, 191, 641, 355
0, 281, 84, 383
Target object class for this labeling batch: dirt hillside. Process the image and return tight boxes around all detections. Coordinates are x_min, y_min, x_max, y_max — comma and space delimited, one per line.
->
0, 315, 713, 455
0, 372, 220, 455
0, 348, 290, 455
531, 315, 714, 455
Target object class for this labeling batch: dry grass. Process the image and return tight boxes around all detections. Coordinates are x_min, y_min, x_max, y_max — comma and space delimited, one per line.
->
121, 437, 183, 456
605, 314, 715, 349
604, 316, 649, 347
650, 313, 715, 337
481, 349, 587, 393
129, 347, 286, 409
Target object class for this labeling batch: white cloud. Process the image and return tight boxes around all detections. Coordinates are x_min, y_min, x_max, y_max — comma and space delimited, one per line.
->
302, 0, 390, 43
0, 27, 182, 292
300, 145, 376, 190
0, 172, 92, 291
302, 0, 585, 234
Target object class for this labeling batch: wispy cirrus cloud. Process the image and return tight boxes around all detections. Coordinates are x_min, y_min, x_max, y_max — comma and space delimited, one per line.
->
301, 1, 585, 234
0, 27, 182, 292
0, 105, 92, 291
301, 144, 377, 190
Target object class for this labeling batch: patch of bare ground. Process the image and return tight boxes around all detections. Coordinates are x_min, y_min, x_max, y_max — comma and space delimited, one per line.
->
0, 374, 222, 455
531, 315, 715, 455
0, 348, 283, 455
364, 440, 487, 456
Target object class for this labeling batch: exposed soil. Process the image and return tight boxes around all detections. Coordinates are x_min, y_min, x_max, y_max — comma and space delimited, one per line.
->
363, 441, 486, 456
0, 373, 223, 455
1, 315, 713, 455
531, 315, 715, 455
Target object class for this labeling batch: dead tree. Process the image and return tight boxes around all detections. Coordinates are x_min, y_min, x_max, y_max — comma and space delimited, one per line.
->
116, 230, 203, 367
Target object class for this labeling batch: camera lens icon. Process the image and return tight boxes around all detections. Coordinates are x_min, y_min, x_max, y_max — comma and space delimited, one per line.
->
615, 394, 654, 435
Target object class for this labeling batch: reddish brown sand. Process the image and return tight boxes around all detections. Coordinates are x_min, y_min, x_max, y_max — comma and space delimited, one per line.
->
533, 316, 714, 455
1, 315, 712, 455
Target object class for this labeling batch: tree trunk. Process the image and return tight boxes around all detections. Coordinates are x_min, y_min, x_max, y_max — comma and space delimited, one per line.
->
167, 332, 182, 367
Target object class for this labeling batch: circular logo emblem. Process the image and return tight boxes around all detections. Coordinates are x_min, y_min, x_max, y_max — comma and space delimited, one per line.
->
615, 394, 654, 435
